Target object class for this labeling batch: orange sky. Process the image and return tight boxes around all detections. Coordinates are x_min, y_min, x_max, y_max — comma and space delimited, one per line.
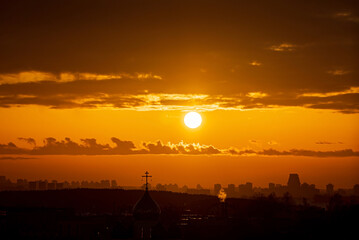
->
1, 155, 358, 189
0, 0, 358, 188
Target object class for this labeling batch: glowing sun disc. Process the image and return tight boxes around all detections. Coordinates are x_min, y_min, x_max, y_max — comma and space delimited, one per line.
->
184, 112, 202, 128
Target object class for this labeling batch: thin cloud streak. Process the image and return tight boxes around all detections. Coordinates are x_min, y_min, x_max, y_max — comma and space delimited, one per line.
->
0, 71, 162, 84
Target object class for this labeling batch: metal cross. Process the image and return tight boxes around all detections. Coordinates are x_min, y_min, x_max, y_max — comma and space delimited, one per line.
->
142, 171, 152, 191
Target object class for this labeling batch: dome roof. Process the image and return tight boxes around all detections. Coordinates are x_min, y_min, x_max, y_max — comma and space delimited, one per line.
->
133, 191, 161, 221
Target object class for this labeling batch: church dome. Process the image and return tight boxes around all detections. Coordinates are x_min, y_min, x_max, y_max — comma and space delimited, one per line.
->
133, 190, 161, 221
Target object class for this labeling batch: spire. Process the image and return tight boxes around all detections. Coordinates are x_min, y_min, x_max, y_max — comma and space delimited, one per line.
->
142, 171, 152, 191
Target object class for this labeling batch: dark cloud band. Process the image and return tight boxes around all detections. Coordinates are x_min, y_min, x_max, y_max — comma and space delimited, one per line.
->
1, 137, 358, 157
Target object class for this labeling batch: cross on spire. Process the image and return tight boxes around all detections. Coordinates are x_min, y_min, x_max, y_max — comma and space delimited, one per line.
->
142, 171, 152, 191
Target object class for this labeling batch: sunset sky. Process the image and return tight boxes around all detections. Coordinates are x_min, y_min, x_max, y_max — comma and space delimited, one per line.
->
0, 0, 358, 189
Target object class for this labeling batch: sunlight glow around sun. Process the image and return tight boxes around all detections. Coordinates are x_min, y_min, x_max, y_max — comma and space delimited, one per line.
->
184, 112, 202, 128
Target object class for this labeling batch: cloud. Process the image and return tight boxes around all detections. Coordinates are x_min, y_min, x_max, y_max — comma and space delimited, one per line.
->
0, 72, 357, 113
327, 70, 350, 76
267, 141, 278, 146
0, 142, 24, 154
316, 141, 343, 145
18, 137, 36, 146
269, 43, 297, 52
0, 1, 357, 113
143, 141, 222, 155
228, 148, 359, 157
258, 148, 359, 157
246, 92, 268, 99
0, 71, 161, 84
0, 71, 55, 84
299, 87, 359, 98
0, 137, 358, 157
333, 11, 359, 23
249, 61, 262, 66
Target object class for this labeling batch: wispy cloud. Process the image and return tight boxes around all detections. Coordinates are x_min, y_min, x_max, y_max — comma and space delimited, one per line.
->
299, 87, 359, 98
316, 141, 343, 145
0, 71, 162, 84
269, 43, 297, 52
249, 61, 262, 66
267, 141, 278, 146
333, 11, 359, 23
246, 92, 268, 99
327, 69, 350, 76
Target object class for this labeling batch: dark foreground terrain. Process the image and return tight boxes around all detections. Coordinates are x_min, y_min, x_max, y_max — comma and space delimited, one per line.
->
0, 189, 358, 239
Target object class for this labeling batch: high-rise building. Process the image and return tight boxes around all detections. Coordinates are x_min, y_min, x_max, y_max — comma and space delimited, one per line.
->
56, 182, 64, 190
29, 181, 38, 190
100, 180, 111, 188
227, 184, 235, 196
111, 180, 118, 188
38, 180, 48, 190
287, 173, 301, 196
353, 184, 359, 196
238, 182, 253, 197
48, 183, 56, 190
214, 184, 222, 195
326, 183, 334, 195
245, 182, 253, 191
0, 176, 6, 184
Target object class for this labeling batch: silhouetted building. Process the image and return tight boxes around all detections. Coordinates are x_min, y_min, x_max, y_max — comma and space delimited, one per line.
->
155, 183, 166, 191
166, 183, 179, 192
29, 181, 38, 191
287, 173, 301, 196
181, 185, 188, 193
0, 176, 6, 184
301, 183, 318, 198
227, 184, 235, 197
326, 183, 334, 195
56, 182, 64, 190
38, 180, 48, 190
353, 184, 359, 196
133, 171, 160, 239
238, 182, 253, 197
214, 184, 222, 195
48, 181, 56, 190
101, 180, 111, 188
269, 183, 275, 191
16, 179, 28, 190
111, 180, 117, 188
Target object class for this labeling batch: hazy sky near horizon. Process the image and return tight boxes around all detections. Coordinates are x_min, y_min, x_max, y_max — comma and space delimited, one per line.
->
0, 0, 358, 187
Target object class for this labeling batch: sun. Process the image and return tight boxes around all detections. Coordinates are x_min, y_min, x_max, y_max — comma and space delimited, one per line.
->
184, 112, 202, 129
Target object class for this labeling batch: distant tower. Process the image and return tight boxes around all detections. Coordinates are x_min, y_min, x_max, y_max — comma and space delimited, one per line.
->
287, 173, 301, 196
133, 171, 161, 240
